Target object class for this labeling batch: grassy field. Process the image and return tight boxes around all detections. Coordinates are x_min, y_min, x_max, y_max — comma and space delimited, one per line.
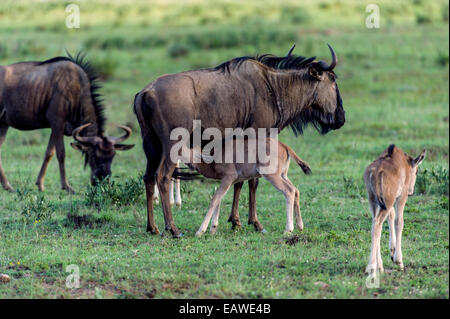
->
0, 0, 448, 298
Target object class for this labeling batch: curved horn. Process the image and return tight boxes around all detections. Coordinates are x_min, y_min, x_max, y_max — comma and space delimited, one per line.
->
327, 43, 337, 70
286, 43, 296, 57
316, 44, 337, 71
108, 124, 132, 144
72, 123, 101, 144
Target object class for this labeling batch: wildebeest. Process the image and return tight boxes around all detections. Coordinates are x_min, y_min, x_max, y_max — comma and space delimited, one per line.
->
0, 53, 134, 193
178, 137, 311, 237
364, 144, 426, 273
134, 44, 345, 237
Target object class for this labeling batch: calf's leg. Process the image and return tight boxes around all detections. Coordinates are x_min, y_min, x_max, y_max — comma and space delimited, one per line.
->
228, 181, 243, 229
248, 178, 265, 232
393, 196, 407, 270
196, 178, 233, 237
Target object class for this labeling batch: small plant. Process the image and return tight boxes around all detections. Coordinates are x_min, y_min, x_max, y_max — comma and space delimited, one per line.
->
84, 175, 144, 210
343, 176, 364, 198
92, 55, 118, 80
21, 194, 55, 223
436, 51, 449, 67
168, 41, 190, 58
416, 165, 449, 195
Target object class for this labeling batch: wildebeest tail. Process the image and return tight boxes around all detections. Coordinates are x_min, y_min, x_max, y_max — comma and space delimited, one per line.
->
280, 141, 312, 175
133, 92, 162, 176
372, 170, 387, 210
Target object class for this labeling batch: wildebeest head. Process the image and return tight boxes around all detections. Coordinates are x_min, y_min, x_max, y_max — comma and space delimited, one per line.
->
298, 44, 345, 135
70, 123, 135, 184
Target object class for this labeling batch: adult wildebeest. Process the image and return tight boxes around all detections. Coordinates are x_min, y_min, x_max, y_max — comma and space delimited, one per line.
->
364, 144, 426, 273
0, 53, 134, 193
134, 44, 345, 237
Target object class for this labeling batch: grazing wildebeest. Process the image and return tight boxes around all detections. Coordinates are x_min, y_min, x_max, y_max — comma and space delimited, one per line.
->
134, 44, 345, 237
0, 53, 134, 192
364, 144, 426, 273
178, 137, 312, 237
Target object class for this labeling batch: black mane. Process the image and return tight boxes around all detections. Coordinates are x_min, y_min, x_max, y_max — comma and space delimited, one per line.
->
39, 52, 106, 134
214, 53, 316, 73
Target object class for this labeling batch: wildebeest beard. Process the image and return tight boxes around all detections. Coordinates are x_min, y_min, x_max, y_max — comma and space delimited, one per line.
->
289, 85, 344, 136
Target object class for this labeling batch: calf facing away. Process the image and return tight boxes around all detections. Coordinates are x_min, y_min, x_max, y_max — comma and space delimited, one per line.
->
364, 144, 426, 273
180, 137, 311, 237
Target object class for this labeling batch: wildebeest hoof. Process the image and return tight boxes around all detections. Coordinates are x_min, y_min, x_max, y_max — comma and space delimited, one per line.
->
176, 202, 182, 208
195, 231, 204, 237
3, 184, 15, 192
172, 232, 184, 238
63, 185, 75, 194
146, 226, 160, 235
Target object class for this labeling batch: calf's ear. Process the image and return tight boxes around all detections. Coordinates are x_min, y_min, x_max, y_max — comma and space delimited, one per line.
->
114, 144, 135, 151
70, 142, 89, 152
413, 150, 426, 166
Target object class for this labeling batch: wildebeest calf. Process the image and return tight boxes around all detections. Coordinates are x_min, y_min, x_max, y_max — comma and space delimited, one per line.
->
364, 144, 426, 273
179, 137, 312, 237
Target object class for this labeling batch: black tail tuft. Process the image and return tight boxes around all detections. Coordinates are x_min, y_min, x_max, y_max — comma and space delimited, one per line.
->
301, 165, 312, 175
378, 197, 387, 210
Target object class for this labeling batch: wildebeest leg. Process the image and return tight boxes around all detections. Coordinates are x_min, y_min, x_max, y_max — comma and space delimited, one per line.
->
35, 135, 56, 191
393, 196, 407, 270
248, 178, 265, 232
170, 160, 182, 207
0, 125, 13, 192
157, 157, 181, 237
387, 206, 396, 262
153, 184, 159, 203
293, 188, 303, 231
284, 174, 303, 231
263, 174, 295, 234
144, 167, 159, 234
174, 160, 182, 207
227, 181, 243, 229
368, 206, 389, 274
51, 128, 74, 193
210, 201, 222, 235
196, 177, 233, 237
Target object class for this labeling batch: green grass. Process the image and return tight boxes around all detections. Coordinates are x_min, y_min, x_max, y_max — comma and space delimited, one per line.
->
0, 0, 448, 298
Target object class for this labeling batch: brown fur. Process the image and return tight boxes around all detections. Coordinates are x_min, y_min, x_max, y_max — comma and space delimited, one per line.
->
0, 54, 133, 192
182, 137, 311, 236
134, 46, 345, 237
364, 144, 426, 273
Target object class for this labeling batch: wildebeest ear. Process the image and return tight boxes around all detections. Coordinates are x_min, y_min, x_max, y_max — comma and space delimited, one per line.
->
114, 144, 135, 151
413, 150, 426, 166
309, 64, 324, 81
70, 142, 90, 152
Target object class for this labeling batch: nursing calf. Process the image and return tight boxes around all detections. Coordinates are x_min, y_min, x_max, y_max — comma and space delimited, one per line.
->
180, 137, 311, 237
364, 144, 426, 273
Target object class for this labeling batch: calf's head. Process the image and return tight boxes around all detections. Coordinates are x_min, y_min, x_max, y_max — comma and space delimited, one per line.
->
70, 123, 135, 185
406, 149, 426, 195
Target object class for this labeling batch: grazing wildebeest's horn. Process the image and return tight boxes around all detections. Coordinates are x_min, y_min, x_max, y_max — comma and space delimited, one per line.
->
108, 124, 132, 144
72, 123, 102, 144
317, 43, 337, 71
286, 44, 296, 57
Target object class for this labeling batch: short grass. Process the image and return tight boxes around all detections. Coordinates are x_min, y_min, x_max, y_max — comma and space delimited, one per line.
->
0, 0, 448, 298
